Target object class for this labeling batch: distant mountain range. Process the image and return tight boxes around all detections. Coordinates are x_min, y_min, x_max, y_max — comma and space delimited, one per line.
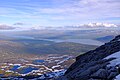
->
31, 23, 119, 30
37, 42, 98, 54
80, 23, 118, 28
0, 39, 98, 56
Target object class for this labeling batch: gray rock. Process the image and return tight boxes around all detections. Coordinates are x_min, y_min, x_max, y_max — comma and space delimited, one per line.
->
108, 72, 118, 79
91, 69, 108, 79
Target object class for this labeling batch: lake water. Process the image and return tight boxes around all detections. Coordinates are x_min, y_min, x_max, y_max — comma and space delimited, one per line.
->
10, 65, 21, 71
33, 60, 45, 64
18, 67, 38, 74
0, 74, 4, 77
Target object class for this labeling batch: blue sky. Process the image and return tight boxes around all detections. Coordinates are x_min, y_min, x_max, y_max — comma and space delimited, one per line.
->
0, 0, 120, 29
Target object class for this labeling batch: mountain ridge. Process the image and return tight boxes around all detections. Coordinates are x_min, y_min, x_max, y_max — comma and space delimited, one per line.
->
62, 35, 120, 80
81, 23, 118, 28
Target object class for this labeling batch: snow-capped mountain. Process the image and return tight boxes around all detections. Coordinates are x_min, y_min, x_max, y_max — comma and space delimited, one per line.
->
30, 23, 118, 30
81, 22, 118, 28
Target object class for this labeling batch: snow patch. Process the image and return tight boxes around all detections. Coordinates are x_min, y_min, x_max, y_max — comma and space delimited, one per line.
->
115, 74, 120, 80
52, 65, 61, 69
105, 51, 120, 66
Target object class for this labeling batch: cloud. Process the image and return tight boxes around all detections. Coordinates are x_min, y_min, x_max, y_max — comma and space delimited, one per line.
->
0, 0, 119, 26
25, 0, 120, 23
13, 22, 26, 25
0, 24, 16, 30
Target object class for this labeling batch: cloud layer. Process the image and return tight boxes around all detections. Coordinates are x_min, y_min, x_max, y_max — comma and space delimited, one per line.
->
0, 0, 119, 27
0, 24, 16, 30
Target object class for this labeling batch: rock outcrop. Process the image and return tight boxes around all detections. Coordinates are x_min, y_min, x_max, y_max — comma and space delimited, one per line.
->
63, 35, 120, 80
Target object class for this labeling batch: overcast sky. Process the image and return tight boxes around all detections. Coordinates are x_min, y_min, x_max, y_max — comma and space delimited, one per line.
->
0, 0, 120, 29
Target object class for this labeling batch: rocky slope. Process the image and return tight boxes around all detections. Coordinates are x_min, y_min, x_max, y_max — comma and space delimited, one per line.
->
61, 35, 120, 80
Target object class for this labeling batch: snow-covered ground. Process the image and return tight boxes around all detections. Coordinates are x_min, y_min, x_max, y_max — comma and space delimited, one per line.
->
115, 74, 120, 80
105, 51, 120, 66
38, 69, 66, 79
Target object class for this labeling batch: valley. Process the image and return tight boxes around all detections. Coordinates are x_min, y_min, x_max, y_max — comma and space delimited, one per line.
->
0, 33, 99, 79
0, 28, 119, 79
0, 54, 75, 78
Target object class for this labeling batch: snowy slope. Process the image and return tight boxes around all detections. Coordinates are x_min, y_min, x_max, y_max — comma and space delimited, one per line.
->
115, 74, 120, 80
105, 51, 120, 66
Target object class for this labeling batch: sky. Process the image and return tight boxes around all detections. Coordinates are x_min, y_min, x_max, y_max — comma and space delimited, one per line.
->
0, 0, 120, 29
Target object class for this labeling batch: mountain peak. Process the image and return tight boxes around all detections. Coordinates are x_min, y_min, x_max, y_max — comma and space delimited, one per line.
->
81, 22, 118, 28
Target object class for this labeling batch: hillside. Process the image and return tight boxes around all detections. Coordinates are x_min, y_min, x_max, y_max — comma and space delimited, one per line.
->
37, 42, 98, 54
0, 40, 27, 62
62, 35, 120, 80
0, 39, 98, 55
0, 39, 97, 63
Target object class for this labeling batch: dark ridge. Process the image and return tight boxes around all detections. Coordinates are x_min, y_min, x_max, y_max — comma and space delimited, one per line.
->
63, 35, 120, 80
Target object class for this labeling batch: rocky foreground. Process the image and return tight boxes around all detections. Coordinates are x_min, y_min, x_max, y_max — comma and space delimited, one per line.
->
57, 35, 120, 80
